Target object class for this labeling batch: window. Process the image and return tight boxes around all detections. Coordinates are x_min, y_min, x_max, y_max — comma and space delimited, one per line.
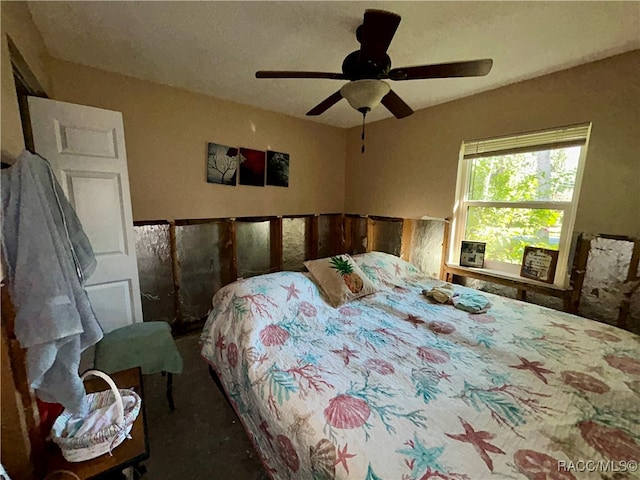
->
450, 123, 591, 287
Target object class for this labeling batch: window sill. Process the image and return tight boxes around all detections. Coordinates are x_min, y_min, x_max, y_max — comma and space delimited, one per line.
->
444, 263, 570, 294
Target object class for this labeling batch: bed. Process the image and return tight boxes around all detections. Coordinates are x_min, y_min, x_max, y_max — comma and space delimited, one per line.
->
200, 252, 640, 480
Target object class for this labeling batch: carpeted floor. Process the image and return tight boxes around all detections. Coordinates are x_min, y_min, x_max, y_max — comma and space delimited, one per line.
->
142, 332, 267, 479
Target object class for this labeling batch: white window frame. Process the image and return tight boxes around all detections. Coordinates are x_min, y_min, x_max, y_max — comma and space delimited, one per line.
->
449, 123, 592, 288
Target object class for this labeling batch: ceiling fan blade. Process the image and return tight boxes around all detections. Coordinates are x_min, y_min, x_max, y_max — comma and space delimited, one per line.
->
359, 9, 401, 60
307, 91, 343, 116
389, 59, 493, 80
381, 90, 414, 119
256, 71, 346, 80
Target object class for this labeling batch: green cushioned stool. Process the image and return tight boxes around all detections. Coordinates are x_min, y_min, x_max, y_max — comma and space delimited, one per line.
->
94, 321, 183, 411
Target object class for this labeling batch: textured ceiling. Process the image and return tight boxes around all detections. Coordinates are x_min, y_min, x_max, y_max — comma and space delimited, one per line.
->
29, 1, 640, 128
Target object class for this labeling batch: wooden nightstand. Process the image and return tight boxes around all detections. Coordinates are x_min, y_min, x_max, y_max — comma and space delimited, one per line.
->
45, 367, 149, 480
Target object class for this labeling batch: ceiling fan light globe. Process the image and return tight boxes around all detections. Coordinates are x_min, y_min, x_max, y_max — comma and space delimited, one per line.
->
340, 80, 390, 112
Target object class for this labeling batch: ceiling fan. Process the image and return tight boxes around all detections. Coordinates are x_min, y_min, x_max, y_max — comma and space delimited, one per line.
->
255, 9, 493, 121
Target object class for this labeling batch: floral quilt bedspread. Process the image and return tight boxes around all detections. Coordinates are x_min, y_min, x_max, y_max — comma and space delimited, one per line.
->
200, 254, 640, 480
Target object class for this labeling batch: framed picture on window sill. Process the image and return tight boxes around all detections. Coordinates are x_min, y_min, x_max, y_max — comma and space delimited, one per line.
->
520, 246, 559, 283
460, 241, 486, 268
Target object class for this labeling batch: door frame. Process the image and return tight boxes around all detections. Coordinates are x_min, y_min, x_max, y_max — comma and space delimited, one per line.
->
8, 34, 48, 152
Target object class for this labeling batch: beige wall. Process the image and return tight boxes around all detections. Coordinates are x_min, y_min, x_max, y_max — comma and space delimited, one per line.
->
50, 60, 346, 221
1, 1, 52, 157
345, 50, 640, 238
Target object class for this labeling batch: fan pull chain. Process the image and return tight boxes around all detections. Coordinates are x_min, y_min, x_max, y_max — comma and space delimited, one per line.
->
361, 111, 366, 154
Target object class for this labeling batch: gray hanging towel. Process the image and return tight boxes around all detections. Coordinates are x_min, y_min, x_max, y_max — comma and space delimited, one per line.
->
1, 150, 103, 414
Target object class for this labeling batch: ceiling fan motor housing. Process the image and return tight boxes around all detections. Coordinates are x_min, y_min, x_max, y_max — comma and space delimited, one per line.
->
342, 50, 391, 81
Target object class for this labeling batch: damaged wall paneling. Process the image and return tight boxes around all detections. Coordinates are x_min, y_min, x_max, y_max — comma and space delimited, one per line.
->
619, 240, 640, 331
134, 221, 175, 327
134, 214, 348, 333
579, 234, 640, 334
403, 219, 449, 280
367, 216, 403, 257
134, 213, 442, 332
282, 216, 308, 271
344, 215, 367, 255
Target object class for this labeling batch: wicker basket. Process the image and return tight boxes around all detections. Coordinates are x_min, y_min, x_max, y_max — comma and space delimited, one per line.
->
50, 370, 142, 462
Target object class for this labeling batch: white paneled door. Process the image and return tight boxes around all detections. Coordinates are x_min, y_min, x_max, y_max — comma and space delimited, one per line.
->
28, 97, 142, 332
